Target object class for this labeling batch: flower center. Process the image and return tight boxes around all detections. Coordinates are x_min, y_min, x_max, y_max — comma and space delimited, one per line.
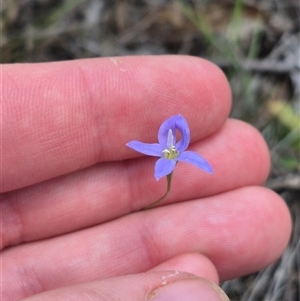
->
162, 147, 179, 159
162, 129, 179, 159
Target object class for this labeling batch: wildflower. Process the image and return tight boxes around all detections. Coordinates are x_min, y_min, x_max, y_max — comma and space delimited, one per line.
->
126, 115, 212, 209
127, 115, 212, 179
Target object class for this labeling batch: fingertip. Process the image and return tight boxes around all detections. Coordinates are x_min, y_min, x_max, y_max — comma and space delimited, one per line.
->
198, 119, 271, 188
262, 187, 292, 250
232, 119, 271, 182
213, 186, 292, 280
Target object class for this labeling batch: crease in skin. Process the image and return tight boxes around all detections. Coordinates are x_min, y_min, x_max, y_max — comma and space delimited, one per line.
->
1, 195, 24, 250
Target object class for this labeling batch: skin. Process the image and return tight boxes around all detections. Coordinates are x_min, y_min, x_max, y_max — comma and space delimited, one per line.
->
1, 55, 292, 301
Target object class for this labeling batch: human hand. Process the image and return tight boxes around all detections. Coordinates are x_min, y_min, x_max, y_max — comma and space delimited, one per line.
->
2, 56, 291, 301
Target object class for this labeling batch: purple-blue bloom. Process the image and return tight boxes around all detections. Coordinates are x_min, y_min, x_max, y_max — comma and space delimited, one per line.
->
126, 115, 213, 180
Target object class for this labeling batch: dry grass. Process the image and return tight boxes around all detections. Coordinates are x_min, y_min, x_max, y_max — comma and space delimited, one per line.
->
2, 0, 299, 299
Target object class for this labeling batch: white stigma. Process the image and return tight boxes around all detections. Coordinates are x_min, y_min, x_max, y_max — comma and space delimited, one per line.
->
167, 129, 174, 149
162, 129, 179, 159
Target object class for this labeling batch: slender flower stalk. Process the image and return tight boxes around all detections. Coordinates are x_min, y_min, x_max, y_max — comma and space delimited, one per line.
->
142, 172, 173, 210
126, 115, 213, 209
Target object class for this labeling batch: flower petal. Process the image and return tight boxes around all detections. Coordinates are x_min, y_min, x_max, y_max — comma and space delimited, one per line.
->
158, 115, 190, 152
177, 151, 213, 174
154, 158, 176, 180
126, 141, 162, 157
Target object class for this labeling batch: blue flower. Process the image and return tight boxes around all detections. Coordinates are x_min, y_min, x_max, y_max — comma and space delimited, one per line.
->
126, 115, 213, 180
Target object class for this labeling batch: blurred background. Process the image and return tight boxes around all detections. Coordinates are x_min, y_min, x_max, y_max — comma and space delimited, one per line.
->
2, 0, 299, 299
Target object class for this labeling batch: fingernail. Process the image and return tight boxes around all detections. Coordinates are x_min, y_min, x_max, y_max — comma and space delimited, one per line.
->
150, 279, 230, 301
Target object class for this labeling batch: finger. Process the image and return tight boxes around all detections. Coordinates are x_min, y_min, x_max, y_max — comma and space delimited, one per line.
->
19, 272, 228, 301
2, 187, 291, 299
2, 55, 231, 192
2, 119, 270, 248
150, 253, 219, 283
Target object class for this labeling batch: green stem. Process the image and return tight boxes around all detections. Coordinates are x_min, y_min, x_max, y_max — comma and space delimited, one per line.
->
142, 172, 173, 210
